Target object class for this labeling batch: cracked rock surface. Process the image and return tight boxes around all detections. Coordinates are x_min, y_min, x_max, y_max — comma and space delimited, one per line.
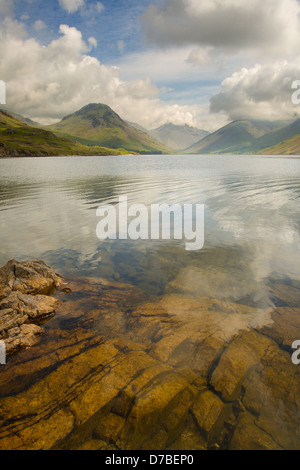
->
0, 260, 69, 354
0, 267, 299, 450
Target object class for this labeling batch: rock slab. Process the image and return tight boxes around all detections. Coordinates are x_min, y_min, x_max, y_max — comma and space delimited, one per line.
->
0, 260, 69, 354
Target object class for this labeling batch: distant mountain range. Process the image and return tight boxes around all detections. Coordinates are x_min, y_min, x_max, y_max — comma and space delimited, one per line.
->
248, 118, 300, 153
2, 101, 300, 157
149, 123, 209, 151
6, 110, 39, 127
185, 120, 293, 154
48, 103, 171, 154
259, 132, 300, 155
0, 109, 131, 158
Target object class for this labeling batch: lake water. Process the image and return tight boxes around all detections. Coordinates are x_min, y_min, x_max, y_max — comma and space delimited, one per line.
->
0, 154, 300, 305
0, 154, 300, 450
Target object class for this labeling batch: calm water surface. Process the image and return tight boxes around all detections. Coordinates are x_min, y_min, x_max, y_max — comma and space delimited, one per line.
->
0, 154, 300, 450
0, 154, 299, 306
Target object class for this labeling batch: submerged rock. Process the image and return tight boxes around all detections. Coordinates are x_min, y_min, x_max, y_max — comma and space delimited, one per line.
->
210, 330, 275, 402
0, 260, 69, 354
191, 391, 232, 443
0, 270, 299, 451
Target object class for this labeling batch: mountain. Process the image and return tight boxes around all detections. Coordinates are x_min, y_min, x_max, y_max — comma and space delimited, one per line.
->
3, 104, 300, 157
9, 111, 39, 127
126, 121, 149, 134
48, 103, 171, 154
150, 123, 209, 151
185, 120, 291, 154
259, 133, 300, 155
0, 110, 129, 158
250, 118, 300, 153
0, 106, 39, 126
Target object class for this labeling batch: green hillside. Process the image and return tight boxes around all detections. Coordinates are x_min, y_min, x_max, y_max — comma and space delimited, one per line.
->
249, 119, 300, 153
185, 120, 290, 154
0, 110, 129, 158
0, 108, 39, 126
3, 105, 300, 158
259, 134, 300, 155
48, 103, 171, 154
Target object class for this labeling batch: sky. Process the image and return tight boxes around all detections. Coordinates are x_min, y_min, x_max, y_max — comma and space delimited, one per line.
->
1, 0, 300, 130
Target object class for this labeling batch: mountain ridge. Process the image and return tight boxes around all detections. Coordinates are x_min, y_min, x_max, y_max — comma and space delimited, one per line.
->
185, 119, 294, 154
48, 103, 171, 154
0, 109, 130, 158
150, 123, 209, 151
2, 102, 300, 156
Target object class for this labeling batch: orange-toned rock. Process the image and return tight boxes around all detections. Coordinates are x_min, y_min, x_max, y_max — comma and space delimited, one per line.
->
0, 259, 69, 295
0, 260, 69, 354
4, 324, 44, 352
0, 267, 299, 451
241, 346, 300, 450
210, 330, 276, 402
191, 390, 232, 442
258, 307, 300, 349
229, 412, 282, 450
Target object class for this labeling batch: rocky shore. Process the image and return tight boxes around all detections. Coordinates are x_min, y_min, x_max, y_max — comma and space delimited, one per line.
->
0, 260, 70, 354
0, 260, 299, 450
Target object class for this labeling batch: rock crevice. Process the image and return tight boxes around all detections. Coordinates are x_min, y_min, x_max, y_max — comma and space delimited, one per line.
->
0, 260, 69, 354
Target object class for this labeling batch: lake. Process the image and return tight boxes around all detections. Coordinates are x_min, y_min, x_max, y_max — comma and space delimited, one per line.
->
0, 154, 300, 450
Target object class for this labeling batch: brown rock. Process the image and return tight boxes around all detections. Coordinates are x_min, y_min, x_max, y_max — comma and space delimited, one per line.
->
258, 307, 300, 349
210, 330, 275, 402
0, 259, 69, 295
268, 283, 300, 309
191, 390, 232, 442
118, 372, 194, 450
0, 260, 68, 355
0, 284, 10, 300
229, 412, 282, 450
241, 346, 300, 450
4, 324, 44, 352
0, 269, 299, 451
0, 292, 58, 353
167, 414, 207, 450
93, 413, 125, 441
0, 291, 58, 322
77, 440, 112, 450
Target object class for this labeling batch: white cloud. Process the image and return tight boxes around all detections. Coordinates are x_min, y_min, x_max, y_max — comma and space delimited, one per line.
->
7, 1, 296, 130
0, 0, 14, 16
33, 20, 47, 31
117, 40, 125, 54
58, 0, 104, 16
118, 47, 217, 84
210, 60, 300, 121
81, 1, 104, 18
142, 0, 300, 59
0, 18, 207, 129
58, 0, 85, 14
88, 36, 97, 48
187, 48, 212, 66
20, 14, 30, 21
95, 2, 104, 13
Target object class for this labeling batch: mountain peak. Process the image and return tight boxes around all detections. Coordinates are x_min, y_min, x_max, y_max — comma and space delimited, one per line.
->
62, 103, 120, 122
50, 103, 170, 154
